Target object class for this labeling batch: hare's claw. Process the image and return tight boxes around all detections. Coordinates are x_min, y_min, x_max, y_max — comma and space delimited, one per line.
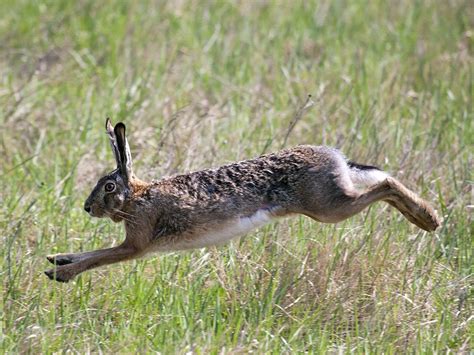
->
44, 269, 70, 283
46, 254, 75, 265
44, 264, 80, 282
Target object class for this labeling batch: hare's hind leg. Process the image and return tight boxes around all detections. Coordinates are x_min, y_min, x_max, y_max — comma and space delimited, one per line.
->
338, 176, 440, 231
302, 158, 439, 231
378, 177, 440, 231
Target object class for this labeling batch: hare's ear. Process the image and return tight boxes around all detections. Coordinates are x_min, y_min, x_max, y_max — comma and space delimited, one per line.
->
105, 118, 123, 169
114, 122, 133, 183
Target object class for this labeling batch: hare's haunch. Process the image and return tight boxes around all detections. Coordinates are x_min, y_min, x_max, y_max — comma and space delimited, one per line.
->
45, 119, 440, 282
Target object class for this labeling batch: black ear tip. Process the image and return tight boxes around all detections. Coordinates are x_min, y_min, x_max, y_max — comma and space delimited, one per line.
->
114, 122, 126, 135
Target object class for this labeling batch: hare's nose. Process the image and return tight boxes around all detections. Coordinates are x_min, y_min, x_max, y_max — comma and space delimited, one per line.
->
84, 204, 91, 213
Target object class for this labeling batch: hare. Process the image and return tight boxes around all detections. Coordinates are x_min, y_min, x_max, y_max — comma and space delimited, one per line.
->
45, 119, 440, 282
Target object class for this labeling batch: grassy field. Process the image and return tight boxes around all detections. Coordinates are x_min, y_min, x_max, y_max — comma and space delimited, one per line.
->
1, 0, 472, 352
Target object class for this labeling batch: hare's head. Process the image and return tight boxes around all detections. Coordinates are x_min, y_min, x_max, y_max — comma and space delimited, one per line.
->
84, 119, 134, 222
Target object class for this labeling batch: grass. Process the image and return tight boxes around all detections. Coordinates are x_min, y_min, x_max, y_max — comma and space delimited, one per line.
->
1, 0, 472, 352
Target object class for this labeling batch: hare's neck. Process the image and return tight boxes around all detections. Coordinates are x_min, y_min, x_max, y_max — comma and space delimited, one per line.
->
116, 178, 153, 227
129, 177, 151, 198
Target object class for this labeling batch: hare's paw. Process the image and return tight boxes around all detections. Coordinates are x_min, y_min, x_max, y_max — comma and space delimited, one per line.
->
46, 254, 75, 266
44, 265, 77, 283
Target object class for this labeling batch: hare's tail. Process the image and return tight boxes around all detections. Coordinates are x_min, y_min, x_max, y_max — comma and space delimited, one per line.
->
348, 161, 389, 187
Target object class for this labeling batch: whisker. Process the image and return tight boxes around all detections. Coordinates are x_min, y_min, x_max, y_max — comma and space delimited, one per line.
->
105, 210, 137, 225
111, 209, 138, 225
115, 210, 136, 218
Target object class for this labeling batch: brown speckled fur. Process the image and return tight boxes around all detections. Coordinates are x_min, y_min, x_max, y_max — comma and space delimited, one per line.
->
45, 120, 440, 282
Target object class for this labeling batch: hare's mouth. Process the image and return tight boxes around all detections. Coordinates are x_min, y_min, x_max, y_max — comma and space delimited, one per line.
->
85, 206, 106, 218
84, 203, 103, 218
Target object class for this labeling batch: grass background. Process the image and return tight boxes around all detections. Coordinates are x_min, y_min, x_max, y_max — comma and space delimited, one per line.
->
1, 0, 472, 352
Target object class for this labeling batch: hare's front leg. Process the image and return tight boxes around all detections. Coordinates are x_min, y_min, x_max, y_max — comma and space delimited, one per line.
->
45, 242, 141, 282
46, 249, 108, 265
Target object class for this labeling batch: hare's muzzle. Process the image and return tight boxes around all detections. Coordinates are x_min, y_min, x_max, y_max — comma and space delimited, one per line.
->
84, 203, 92, 214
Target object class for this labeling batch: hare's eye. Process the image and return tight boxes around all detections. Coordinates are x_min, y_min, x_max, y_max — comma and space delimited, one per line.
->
104, 182, 116, 192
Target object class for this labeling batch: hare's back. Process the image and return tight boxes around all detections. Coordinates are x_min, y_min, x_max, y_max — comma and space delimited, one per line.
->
156, 145, 346, 208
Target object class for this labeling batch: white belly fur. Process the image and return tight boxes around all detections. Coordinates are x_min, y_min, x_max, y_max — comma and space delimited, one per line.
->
160, 208, 276, 251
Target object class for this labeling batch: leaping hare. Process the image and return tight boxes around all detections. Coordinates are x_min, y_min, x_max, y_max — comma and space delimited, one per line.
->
45, 119, 440, 282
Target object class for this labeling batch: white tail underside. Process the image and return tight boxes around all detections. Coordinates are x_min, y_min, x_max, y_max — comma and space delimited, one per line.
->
349, 168, 389, 188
